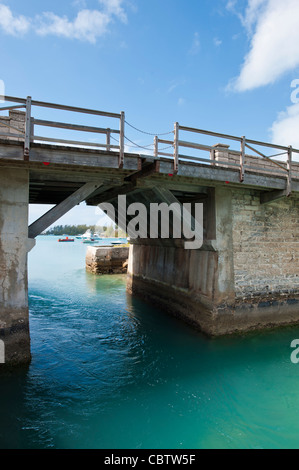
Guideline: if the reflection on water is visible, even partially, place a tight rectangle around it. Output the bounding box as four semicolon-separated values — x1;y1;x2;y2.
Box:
0;236;299;449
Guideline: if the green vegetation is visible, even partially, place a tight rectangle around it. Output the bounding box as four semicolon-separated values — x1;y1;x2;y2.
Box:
44;224;127;238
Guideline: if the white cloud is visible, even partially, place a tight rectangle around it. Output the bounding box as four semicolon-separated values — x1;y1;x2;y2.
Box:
213;37;222;47
36;9;111;43
178;97;185;106
98;0;127;23
0;4;30;35
229;0;299;91
189;32;200;55
0;0;127;43
270;103;299;159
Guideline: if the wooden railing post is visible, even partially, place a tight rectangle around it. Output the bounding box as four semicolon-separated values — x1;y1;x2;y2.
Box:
287;145;292;196
210;148;215;166
174;122;179;174
240;136;245;182
154;136;158;158
106;128;111;152
119;111;125;168
24;96;32;161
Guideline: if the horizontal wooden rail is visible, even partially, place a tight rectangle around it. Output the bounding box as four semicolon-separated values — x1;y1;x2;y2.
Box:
33;118;120;135
0;131;24;139
179;125;242;142
33;135;119;150
157;138;173;146
0;104;26;112
1;95;120;119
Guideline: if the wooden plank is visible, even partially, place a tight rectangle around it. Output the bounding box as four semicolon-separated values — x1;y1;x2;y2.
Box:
179;140;211;151
246;138;290;152
0;104;26;112
179;125;241;142
1;95;121;119
0;131;24;139
119;111;125;168
174;122;179;174
24;96;32;161
154;136;158;158
0;95;27;104
158;151;173;158
33;118;119;135
287;146;292;196
106;129;111;152
157;138;173;145
31;99;121;119
245;142;287;171
124;161;160;183
87;183;136;206
28;181;103;238
240;136;245;182
33;135;119;149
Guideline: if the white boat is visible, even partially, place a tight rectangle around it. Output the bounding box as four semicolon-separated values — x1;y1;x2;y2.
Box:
81;229;95;243
93;232;102;240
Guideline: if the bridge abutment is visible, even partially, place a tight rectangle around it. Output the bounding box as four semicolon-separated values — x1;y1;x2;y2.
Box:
0;167;34;365
127;187;299;336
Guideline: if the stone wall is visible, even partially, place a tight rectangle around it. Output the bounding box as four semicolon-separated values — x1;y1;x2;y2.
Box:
0;110;25;142
127;186;299;336
86;246;129;274
231;188;299;301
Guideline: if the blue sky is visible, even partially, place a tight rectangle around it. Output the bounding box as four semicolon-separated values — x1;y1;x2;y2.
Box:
1;0;299;227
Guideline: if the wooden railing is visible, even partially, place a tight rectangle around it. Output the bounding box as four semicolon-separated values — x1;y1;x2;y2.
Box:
0;95;125;167
0;95;298;194
154;123;298;195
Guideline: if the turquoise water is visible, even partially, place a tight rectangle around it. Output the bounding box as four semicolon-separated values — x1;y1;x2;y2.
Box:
0;235;299;449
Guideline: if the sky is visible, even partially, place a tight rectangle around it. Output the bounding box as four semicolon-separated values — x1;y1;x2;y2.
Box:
1;0;299;227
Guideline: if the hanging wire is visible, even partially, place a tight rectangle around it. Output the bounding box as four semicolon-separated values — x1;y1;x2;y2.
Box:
111;133;173;152
125;120;173;136
124;135;154;150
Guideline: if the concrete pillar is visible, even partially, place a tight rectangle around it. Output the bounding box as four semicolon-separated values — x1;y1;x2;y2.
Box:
212;186;235;304
0;168;34;365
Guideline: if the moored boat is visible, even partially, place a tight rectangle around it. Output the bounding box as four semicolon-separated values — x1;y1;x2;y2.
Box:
58;236;74;242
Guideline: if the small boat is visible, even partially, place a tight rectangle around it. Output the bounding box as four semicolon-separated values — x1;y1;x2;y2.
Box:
58;236;74;242
93;232;102;240
81;229;100;244
82;238;95;244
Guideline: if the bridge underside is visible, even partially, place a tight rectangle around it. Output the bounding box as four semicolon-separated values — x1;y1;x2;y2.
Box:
0;139;299;364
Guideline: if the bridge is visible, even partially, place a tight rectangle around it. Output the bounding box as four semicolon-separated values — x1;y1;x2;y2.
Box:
0;95;298;365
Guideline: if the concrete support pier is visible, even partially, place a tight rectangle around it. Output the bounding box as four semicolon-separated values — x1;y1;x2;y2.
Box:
127;187;299;336
0;168;34;365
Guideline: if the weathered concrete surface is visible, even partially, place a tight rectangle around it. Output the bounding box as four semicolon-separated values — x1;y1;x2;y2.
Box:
86;245;129;274
127;187;299;336
0;167;33;364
